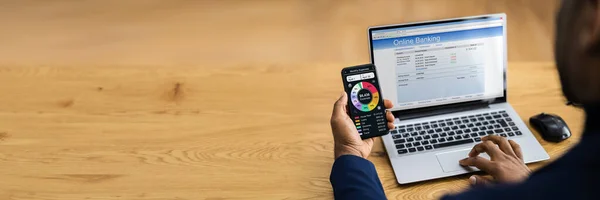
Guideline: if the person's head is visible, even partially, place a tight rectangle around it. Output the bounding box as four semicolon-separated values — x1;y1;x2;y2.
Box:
556;0;600;105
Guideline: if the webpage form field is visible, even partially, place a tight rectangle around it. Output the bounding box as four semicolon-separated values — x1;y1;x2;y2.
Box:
372;20;505;111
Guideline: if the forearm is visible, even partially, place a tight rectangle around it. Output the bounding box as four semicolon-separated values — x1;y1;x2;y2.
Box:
330;155;386;200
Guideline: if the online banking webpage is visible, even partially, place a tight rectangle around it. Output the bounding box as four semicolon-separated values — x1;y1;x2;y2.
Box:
371;17;505;111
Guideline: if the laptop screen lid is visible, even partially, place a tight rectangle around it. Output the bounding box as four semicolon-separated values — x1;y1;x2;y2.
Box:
368;14;508;113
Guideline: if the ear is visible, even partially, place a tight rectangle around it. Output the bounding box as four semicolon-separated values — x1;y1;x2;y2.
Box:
586;0;600;54
579;0;600;105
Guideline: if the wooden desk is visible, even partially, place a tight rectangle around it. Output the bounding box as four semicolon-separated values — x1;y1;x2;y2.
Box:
0;0;573;199
0;62;584;199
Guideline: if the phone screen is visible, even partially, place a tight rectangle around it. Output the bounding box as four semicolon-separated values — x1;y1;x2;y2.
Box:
342;64;389;139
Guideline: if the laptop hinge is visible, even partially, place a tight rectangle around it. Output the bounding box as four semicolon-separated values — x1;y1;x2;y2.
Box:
396;102;489;121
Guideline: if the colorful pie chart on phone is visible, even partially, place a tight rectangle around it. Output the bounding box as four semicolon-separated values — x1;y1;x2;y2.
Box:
350;81;380;112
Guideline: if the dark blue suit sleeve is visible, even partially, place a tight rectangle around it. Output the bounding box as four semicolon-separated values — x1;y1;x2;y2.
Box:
330;155;386;200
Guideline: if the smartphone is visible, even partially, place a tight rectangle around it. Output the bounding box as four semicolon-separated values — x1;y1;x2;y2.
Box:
341;64;389;139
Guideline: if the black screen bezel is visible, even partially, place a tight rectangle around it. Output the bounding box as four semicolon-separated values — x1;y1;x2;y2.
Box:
341;64;389;139
367;15;507;117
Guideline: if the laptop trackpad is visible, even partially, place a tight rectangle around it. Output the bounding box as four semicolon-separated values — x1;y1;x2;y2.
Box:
436;149;490;172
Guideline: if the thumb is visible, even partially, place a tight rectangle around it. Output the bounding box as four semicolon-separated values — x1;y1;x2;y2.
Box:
469;175;493;186
333;92;348;116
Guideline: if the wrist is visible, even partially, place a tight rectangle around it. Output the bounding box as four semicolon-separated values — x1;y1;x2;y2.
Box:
334;144;365;159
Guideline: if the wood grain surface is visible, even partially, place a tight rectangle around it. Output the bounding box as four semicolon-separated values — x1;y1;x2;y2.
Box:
0;62;584;199
0;1;578;200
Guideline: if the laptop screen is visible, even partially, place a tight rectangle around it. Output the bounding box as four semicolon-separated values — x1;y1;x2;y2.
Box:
369;15;506;111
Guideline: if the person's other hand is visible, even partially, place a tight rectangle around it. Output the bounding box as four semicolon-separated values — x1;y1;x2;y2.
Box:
330;93;395;159
459;135;530;185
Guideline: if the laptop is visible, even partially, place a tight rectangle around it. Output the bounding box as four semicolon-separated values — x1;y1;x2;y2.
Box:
367;13;549;184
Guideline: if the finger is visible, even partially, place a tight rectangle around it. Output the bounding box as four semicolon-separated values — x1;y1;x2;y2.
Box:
468;140;503;159
386;111;395;130
469;175;493;186
333;93;348;117
459;156;496;173
482;135;516;157
508;140;524;161
384;99;393;109
386;110;395;123
388;122;395;130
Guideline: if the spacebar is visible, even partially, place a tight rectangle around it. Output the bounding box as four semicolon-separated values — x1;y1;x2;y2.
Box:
433;139;474;149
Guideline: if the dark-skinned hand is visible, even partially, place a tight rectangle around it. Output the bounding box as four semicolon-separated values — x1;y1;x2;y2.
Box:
330;93;395;159
459;135;530;185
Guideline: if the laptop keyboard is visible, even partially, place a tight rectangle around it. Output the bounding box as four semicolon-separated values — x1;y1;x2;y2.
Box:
391;110;523;155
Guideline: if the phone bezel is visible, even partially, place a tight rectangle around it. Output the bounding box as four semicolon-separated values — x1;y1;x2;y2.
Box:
341;64;390;139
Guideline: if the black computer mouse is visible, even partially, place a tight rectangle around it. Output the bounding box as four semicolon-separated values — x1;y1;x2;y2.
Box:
529;113;571;142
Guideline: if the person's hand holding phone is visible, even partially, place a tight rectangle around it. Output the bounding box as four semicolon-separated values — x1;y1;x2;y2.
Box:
330;93;395;159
